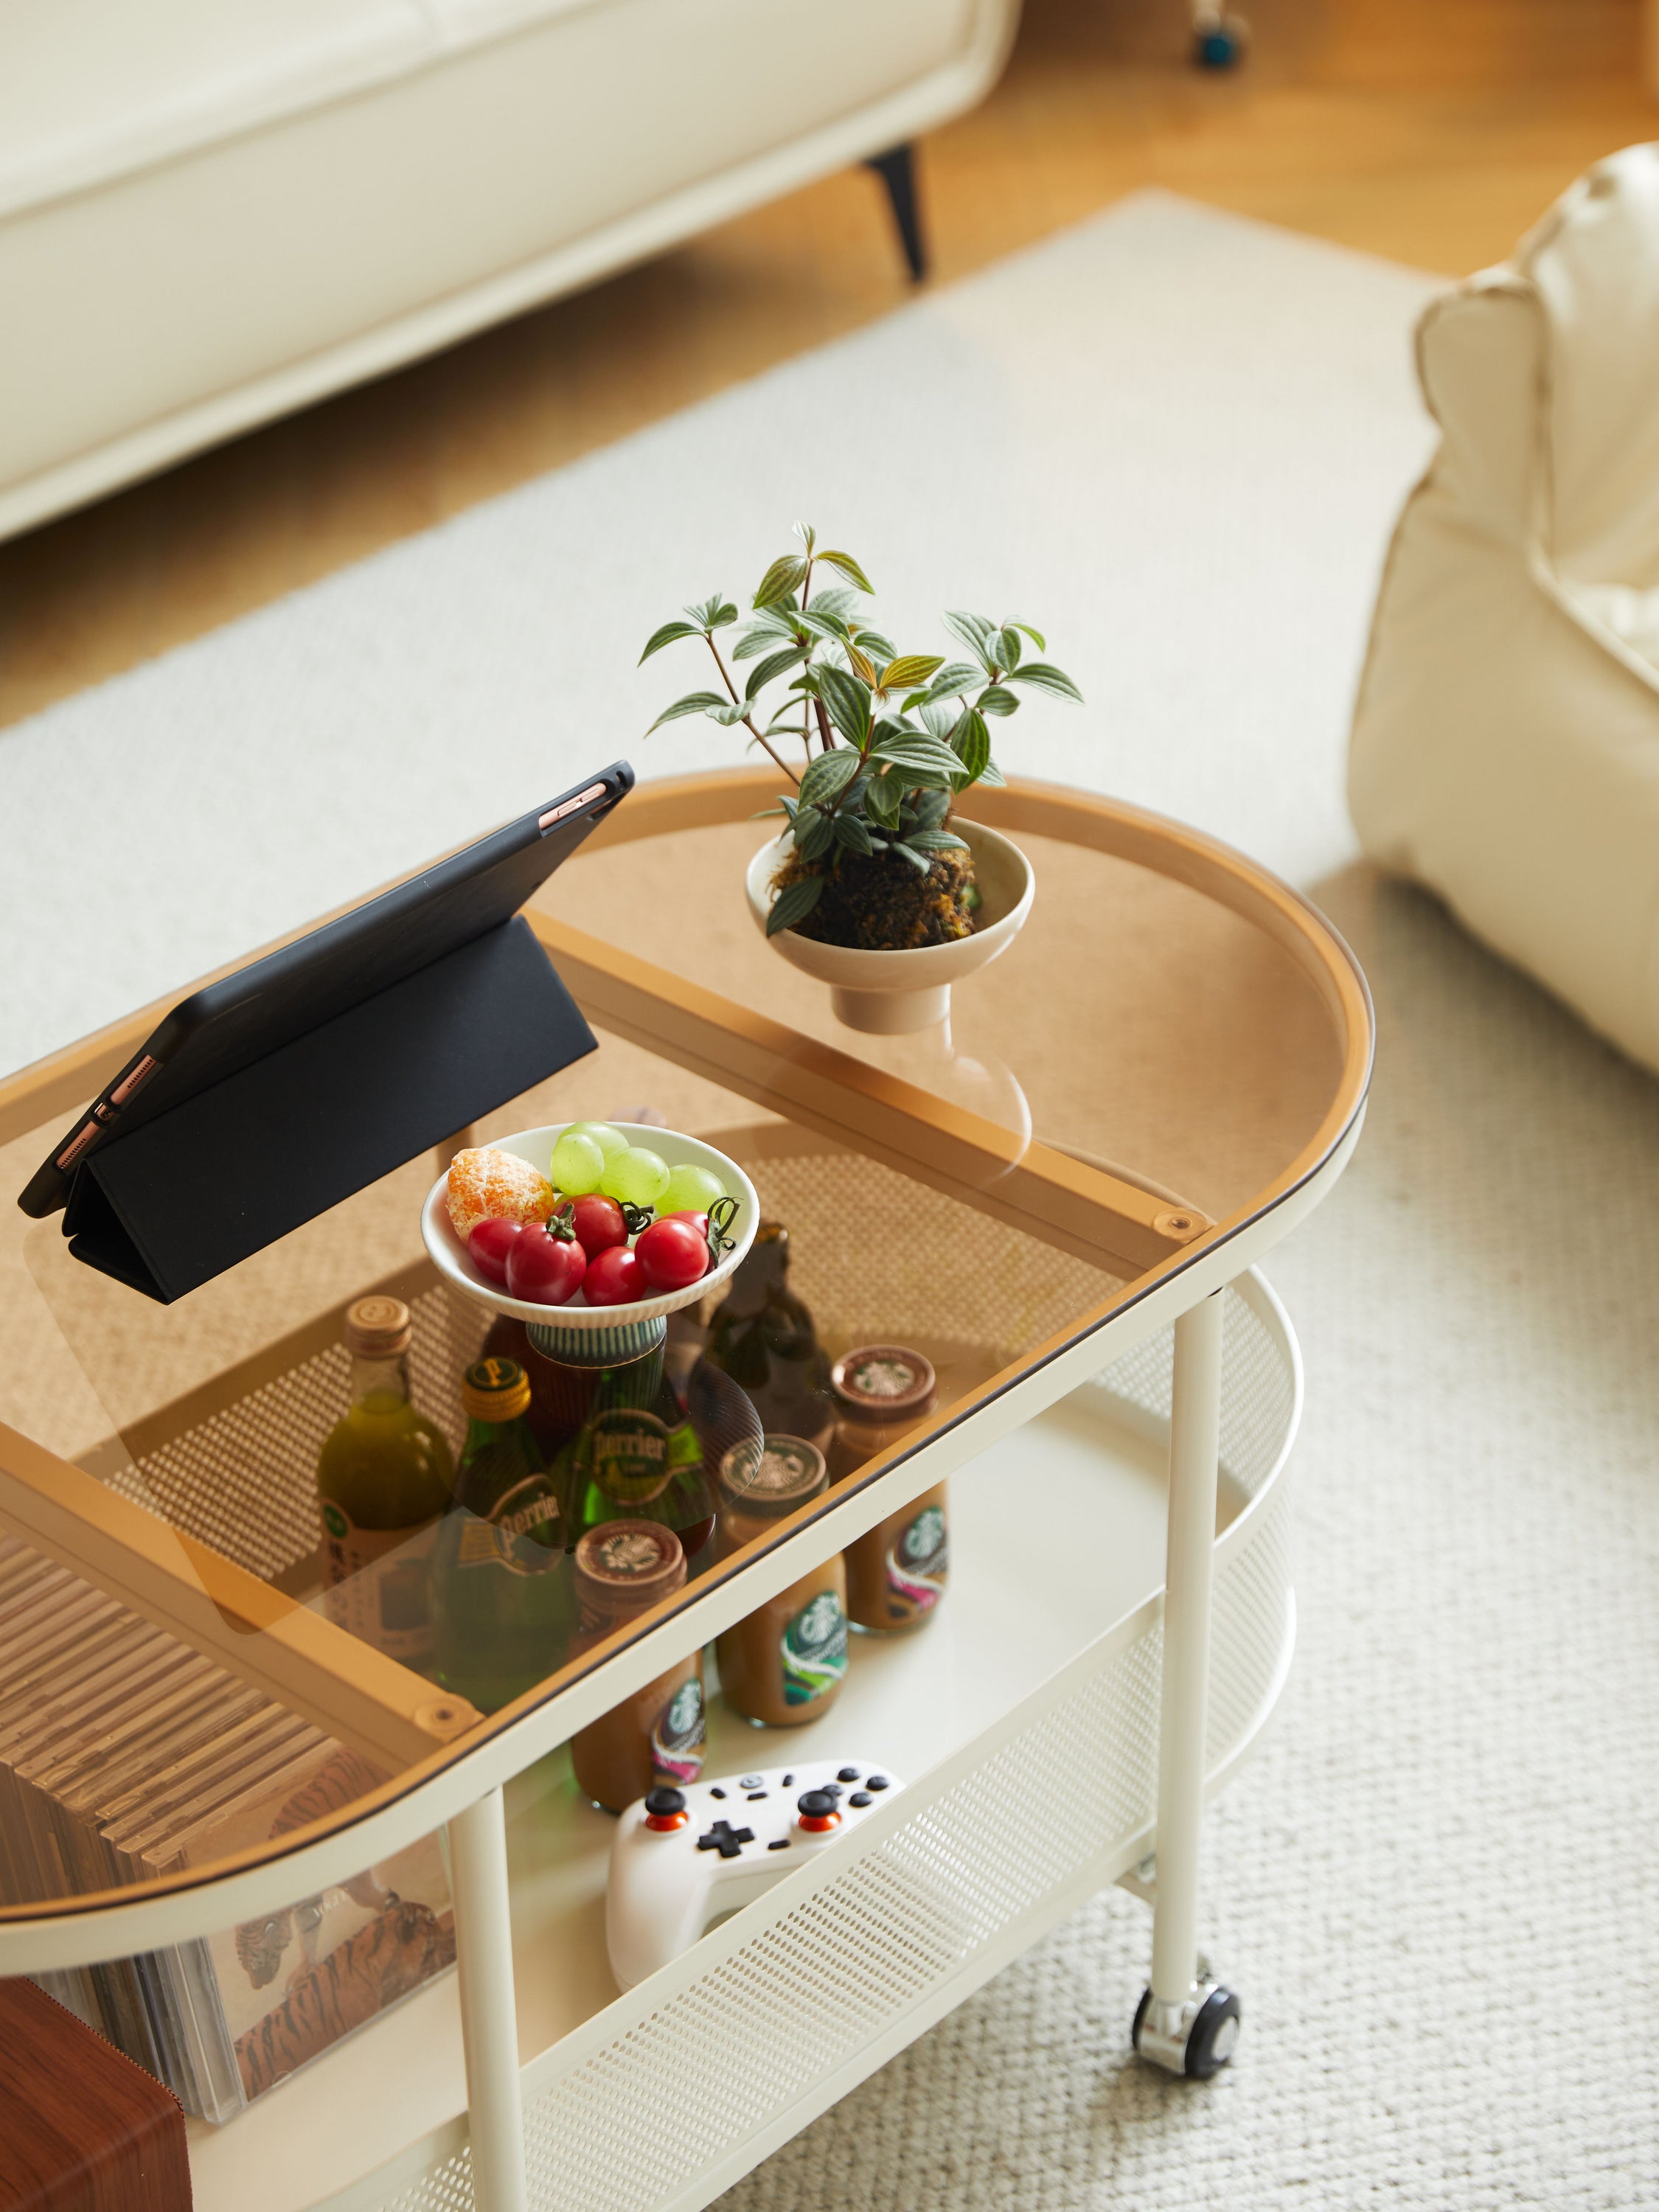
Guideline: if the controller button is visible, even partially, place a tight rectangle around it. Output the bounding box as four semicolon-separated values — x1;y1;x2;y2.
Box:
837;1767;860;1782
740;1775;764;1789
768;1838;790;1851
644;1786;689;1832
849;1791;872;1806
782;1774;795;1787
866;1775;891;1790
695;1820;756;1859
796;1790;841;1834
710;1787;726;1800
746;1791;768;1801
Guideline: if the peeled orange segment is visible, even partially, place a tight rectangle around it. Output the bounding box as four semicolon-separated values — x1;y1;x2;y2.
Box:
445;1147;556;1240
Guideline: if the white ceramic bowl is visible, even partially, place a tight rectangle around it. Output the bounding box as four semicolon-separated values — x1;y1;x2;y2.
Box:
745;818;1035;1034
421;1122;758;1329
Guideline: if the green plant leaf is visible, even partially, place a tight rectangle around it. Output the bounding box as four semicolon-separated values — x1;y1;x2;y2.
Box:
978;684;1020;717
710;600;738;628
639;619;701;663
834;813;875;855
846;644;880;688
745;644;810;698
1007;661;1083;701
911;661;981;707
978;754;1006;787
1011;621;1047;653
796;807;835;860
942;611;998;671
889;841;933;874
906;828;968;853
793;520;816;552
808;586;860;618
917;700;956;740
869;732;963;779
797;607;852;644
818;664;873;745
646;689;728;732
865;770;902;829
712;700;752;725
754;556;808;610
911;787;950;831
732;607;801;657
799;748;860;810
953;708;991;783
879;653;945;692
993;626;1022;671
767;874;824;936
853;628;897;665
818;549;874;593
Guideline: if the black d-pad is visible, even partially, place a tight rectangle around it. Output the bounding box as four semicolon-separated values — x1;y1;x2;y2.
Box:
696;1820;755;1859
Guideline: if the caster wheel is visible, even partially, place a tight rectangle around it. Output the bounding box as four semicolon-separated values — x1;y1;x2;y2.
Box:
1184;1985;1242;2078
1132;1983;1242;2078
1192;15;1247;68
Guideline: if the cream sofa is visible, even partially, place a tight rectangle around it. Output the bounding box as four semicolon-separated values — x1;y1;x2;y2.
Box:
0;0;1018;541
1350;143;1659;1077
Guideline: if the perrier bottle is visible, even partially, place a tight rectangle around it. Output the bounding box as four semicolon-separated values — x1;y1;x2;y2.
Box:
430;1357;575;1714
526;1316;760;1568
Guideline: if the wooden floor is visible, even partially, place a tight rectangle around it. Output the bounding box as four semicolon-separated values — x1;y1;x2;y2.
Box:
0;0;1651;733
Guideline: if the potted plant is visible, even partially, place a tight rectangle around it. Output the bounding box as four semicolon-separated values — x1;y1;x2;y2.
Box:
641;524;1082;1032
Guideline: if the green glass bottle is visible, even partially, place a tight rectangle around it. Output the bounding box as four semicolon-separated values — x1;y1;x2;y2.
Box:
431;1358;576;1714
703;1223;835;1453
526;1318;759;1567
317;1296;453;1665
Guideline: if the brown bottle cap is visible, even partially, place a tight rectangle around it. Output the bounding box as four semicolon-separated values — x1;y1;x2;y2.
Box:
461;1357;532;1423
830;1346;936;1422
344;1295;412;1359
718;1435;827;1514
574;1520;686;1625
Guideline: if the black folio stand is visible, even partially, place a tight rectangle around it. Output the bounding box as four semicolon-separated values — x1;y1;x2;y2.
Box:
62;917;595;1304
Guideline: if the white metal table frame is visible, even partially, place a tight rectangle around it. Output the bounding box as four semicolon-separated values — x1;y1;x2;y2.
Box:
0;771;1370;2210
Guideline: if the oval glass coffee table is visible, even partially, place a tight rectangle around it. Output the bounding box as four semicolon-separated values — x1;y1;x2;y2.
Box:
0;768;1369;2212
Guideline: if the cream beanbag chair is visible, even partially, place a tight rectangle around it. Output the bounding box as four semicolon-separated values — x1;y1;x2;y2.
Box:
1349;142;1659;1074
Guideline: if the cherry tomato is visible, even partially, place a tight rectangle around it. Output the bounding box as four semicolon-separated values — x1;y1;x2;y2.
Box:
567;1193;628;1257
582;1245;649;1307
469;1218;524;1287
506;1222;586;1306
635;1215;710;1291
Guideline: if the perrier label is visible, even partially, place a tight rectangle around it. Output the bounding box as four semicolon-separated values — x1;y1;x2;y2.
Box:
561;1402;712;1554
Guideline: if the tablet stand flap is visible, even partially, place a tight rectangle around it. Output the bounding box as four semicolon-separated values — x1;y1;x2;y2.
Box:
63;917;595;1304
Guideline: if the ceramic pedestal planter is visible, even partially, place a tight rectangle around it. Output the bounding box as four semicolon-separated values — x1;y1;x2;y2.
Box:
745;819;1035;1034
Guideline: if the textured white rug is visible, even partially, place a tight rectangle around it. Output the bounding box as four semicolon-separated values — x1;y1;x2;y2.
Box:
8;194;1659;2208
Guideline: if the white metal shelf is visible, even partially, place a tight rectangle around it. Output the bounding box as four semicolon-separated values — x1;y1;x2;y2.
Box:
186;1273;1298;2212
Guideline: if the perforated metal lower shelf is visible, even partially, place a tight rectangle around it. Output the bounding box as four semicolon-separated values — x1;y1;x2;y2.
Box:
267;1271;1298;2212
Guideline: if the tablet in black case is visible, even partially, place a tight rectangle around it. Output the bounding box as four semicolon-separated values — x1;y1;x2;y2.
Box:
29;766;632;1303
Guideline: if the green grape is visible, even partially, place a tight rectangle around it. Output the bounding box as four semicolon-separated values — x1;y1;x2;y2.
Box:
660;1162;725;1217
551;1130;606;1195
601;1146;669;1208
564;1119;627;1161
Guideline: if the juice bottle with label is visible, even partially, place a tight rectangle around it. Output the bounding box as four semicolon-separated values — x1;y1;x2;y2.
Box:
829;1345;947;1635
527;1316;759;1568
316;1296;454;1664
714;1436;847;1728
703;1223;835;1454
430;1358;576;1714
568;1521;703;1812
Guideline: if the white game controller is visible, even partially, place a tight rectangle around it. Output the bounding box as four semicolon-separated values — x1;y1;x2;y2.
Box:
605;1758;905;1990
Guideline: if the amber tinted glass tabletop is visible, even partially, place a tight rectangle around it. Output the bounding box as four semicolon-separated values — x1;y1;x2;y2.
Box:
0;770;1368;1928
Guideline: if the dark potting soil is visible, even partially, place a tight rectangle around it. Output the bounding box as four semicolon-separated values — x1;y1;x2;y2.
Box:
776;847;977;950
